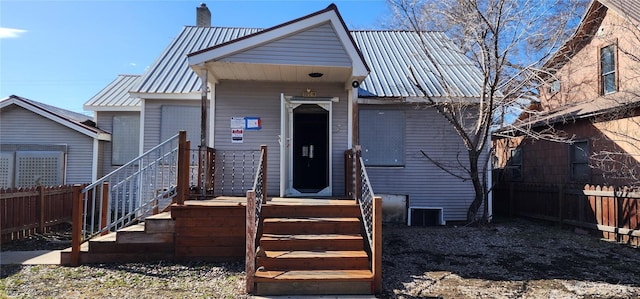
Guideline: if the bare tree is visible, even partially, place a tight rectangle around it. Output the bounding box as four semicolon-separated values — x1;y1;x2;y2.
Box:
388;0;587;223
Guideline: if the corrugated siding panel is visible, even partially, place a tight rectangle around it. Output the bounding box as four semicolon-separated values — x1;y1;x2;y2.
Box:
143;100;201;151
133;27;262;94
362;104;488;221
0;105;93;185
215;80;348;196
223;23;351;67
351;31;483;98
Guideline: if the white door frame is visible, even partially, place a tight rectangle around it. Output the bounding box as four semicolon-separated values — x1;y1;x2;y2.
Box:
280;94;336;197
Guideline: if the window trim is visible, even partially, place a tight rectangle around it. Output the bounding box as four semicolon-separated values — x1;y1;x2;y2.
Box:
506;147;523;181
599;44;618;95
569;140;590;182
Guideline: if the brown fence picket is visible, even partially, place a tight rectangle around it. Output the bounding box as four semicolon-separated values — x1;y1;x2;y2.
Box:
1;185;79;242
494;182;640;246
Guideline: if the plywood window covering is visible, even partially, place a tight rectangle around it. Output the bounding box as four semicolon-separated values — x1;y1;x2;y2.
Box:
15;151;64;187
570;140;590;181
359;109;405;166
600;44;617;95
160;106;200;150
112;115;141;165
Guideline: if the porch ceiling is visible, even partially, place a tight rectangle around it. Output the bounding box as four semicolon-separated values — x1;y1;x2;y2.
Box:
205;61;353;83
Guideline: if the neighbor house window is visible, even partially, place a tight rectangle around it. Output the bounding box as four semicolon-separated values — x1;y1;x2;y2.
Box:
359;109;405;166
570;140;590;181
507;148;522;181
549;80;561;94
112;115;140;165
600;45;617;95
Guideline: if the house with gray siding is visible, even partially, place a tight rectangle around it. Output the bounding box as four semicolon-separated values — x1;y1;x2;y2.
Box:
85;3;489;224
0;95;111;188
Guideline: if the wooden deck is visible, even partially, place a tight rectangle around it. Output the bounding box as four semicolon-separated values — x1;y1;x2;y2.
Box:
184;196;358;206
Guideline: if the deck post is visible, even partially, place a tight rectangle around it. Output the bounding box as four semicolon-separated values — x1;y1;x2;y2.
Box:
260;145;267;204
246;190;257;294
37;185;45;233
70;184;83;267
176;131;187;205
100;182;109;236
373;196;383;293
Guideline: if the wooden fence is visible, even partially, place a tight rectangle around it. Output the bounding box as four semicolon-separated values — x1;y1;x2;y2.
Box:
1;185;78;242
493;183;640;246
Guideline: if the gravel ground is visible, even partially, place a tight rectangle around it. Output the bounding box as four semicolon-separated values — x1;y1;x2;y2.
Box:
1;218;639;298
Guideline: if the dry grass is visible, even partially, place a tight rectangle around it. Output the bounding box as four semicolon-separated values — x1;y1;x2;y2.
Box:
2;218;639;298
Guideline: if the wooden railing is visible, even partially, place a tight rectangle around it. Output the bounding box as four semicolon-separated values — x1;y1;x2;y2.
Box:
494;182;640;246
70;131;190;266
345;146;382;293
246;145;267;294
1;185;80;242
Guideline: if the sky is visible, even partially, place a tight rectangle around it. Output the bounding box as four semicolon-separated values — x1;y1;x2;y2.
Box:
0;0;391;116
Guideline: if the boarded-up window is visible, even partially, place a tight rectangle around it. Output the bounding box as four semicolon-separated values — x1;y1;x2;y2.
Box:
15;151;64;187
359;109;405;166
160;106;200;149
112;115;140;165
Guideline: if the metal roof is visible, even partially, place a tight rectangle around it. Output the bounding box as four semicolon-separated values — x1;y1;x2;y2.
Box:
351;30;482;98
99;26;482;104
132;27;261;95
84;74;141;111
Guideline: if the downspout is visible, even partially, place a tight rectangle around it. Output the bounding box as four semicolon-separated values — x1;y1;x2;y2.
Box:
199;68;209;197
200;69;208;148
92;139;99;182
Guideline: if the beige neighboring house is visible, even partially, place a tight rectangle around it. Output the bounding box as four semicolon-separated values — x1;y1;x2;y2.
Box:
495;0;640;187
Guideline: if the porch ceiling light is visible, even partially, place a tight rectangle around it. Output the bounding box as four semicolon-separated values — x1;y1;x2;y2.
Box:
308;72;324;78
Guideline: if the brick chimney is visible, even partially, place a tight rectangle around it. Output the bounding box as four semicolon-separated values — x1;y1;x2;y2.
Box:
196;3;211;27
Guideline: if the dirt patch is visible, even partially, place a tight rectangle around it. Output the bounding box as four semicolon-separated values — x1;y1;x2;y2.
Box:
381;218;640;298
1;218;639;298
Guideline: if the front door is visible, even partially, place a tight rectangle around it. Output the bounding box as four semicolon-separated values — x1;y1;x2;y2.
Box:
293;104;329;193
280;95;333;197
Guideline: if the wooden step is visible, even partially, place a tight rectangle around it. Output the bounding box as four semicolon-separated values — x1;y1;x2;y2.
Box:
256;250;369;271
260;233;364;251
88;232;174;254
116;223;174;244
262;217;362;235
144;212;175;233
254;270;374;295
262;203;361;218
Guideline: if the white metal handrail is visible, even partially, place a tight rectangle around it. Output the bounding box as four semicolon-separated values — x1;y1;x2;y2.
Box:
80;133;181;240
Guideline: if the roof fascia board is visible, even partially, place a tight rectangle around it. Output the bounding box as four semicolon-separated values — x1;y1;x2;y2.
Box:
1;98;108;140
187;7;368;78
83;105;142;112
129;92;201;100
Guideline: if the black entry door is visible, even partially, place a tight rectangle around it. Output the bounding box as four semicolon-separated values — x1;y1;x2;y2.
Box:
292;104;329;193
